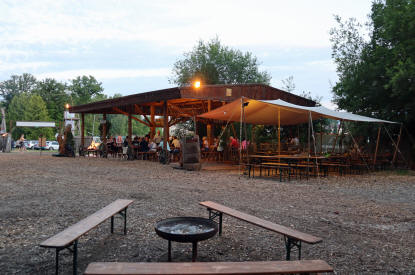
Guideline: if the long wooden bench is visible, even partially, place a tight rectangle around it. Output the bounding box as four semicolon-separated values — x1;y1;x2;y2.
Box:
84;260;334;275
40;199;134;275
200;201;322;260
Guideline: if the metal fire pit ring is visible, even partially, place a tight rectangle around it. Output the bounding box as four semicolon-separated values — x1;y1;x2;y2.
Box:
155;217;218;262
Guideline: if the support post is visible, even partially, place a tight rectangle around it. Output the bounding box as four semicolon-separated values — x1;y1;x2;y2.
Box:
103;114;107;154
150;105;155;139
278;107;281;155
392;124;403;166
163;101;169;150
331;120;342;154
207;100;213;146
81;113;85;149
373;125;381;167
128;113;132;140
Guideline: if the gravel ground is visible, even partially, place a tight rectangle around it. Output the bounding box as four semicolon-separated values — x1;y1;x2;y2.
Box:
0;152;414;274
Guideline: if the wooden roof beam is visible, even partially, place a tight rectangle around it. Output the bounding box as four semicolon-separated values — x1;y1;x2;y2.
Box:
113;107;151;127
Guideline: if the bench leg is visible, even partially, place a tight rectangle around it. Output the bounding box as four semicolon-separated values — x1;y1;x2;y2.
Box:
73;240;78;275
111;216;114;233
284;237;302;260
208;209;223;236
123;208;127;235
55;248;60;275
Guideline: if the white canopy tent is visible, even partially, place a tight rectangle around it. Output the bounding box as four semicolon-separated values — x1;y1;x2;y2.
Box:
198;97;396;125
198;97;402;169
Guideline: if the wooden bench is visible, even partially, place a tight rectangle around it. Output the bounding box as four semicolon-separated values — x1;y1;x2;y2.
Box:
84;260;334;275
40;199;134;275
200;201;322;261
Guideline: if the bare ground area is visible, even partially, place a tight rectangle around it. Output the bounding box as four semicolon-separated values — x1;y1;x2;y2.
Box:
0;152;414;274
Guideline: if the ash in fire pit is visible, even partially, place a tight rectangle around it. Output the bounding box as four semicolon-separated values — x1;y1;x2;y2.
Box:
158;223;215;235
155;217;218;262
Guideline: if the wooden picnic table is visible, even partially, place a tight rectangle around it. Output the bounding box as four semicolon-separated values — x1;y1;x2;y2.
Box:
250;154;326;162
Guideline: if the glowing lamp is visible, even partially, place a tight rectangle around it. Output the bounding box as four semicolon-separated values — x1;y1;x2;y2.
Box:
193;81;201;89
65;103;70;109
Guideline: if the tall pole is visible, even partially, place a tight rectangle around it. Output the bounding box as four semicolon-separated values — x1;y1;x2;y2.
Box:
239;97;243;166
373;125;381;167
103;114;107;154
128;113;132;139
392;123;403;165
332;120;343;154
163;100;169;150
150;105;155;139
278;107;281;155
81;113;85;149
207;100;213;146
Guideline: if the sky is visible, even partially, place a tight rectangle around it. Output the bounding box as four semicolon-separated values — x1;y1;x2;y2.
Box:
0;0;372;109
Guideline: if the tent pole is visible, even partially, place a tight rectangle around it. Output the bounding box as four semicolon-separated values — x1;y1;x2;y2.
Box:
308;112;311;157
373;125;381;168
392;123;403;166
320;122;323;154
243;103;249;166
239;97;243;177
278;107;281;155
332;120;343;154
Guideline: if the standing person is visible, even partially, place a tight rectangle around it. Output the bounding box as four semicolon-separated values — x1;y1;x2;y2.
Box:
19;134;26;152
154;130;161;145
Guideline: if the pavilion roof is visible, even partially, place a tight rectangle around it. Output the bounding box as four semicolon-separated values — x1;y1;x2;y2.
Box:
69;84;315;117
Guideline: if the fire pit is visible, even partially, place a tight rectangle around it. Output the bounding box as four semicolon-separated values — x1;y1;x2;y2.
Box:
155;217;218;262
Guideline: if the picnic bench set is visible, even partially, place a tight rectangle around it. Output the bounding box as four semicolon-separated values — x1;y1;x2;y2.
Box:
40;200;333;275
245;153;391;182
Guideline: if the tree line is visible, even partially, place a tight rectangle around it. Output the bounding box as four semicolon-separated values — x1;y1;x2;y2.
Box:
0;74;148;140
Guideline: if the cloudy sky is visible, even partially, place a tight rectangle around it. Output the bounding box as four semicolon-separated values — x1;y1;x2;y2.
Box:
0;0;372;108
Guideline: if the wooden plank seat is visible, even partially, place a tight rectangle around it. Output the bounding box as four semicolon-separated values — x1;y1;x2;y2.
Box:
85;260;334;275
40;199;134;275
319;162;350;176
259;162;294;182
199;201;322;260
246;163;293;182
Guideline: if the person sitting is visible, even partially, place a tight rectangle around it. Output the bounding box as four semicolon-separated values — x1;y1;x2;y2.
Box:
171;136;181;161
159;139;170;151
131;136;140;158
148;139;157;152
202;136;209;152
154;130;161;145
230;136;239;149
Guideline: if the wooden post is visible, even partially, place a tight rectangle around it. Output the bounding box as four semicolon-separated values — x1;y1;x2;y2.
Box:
207;100;212;146
392;123;403;165
81;113;85;149
150;105;155;139
373;125;381;166
278;107;281;155
128;113;132;141
320;122;323;154
331;120;343;154
103;114;107;151
163;100;169;150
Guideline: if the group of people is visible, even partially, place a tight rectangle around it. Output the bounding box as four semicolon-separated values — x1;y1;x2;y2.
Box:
105;130;181;161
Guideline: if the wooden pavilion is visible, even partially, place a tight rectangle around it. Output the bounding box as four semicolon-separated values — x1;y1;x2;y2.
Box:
69;84;315;150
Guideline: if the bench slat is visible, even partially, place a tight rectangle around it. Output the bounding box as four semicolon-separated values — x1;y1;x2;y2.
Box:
85;260;333;275
40;199;133;248
200;201;321;244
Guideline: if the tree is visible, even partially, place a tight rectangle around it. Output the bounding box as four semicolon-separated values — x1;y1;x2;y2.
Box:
69;75;104;105
330;0;415;129
170;37;271;86
33;78;69;122
8;93;54;140
0;73;37;110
